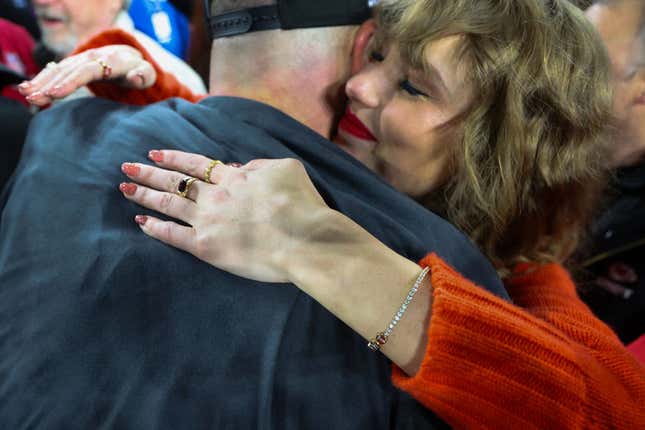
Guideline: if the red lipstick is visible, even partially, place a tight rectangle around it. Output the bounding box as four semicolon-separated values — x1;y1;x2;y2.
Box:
339;108;377;141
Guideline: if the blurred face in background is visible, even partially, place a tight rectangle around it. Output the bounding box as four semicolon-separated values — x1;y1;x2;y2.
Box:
587;0;645;167
32;0;123;57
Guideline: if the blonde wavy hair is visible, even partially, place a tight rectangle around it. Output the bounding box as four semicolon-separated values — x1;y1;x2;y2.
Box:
375;0;613;275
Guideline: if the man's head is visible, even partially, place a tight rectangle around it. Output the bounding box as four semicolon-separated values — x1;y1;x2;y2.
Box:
33;0;129;57
586;0;645;167
205;0;372;138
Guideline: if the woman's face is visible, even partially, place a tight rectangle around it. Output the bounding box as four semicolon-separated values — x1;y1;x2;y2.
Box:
340;35;474;198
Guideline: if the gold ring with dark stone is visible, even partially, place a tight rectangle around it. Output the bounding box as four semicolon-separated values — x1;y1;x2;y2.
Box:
177;177;198;198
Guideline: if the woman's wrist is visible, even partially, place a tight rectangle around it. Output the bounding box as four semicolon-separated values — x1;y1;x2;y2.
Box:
284;208;401;291
284;209;433;374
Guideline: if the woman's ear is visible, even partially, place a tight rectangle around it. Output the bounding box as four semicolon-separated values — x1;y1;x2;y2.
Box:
351;19;377;75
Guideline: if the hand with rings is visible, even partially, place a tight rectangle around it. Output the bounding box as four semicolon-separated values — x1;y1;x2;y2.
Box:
18;45;156;107
119;150;331;283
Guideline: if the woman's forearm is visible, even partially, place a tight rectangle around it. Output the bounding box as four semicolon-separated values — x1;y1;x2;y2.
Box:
285;209;432;375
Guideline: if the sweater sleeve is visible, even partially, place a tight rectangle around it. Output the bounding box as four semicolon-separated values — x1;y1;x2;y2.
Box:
70;29;204;105
392;253;645;430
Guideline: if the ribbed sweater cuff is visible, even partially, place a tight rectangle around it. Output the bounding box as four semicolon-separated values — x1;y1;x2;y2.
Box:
391;254;588;429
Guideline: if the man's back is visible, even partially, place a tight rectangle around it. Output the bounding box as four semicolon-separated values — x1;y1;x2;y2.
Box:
0;97;506;429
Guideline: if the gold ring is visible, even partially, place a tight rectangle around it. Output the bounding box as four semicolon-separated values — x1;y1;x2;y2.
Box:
176;177;198;198
203;159;224;184
95;59;112;80
46;61;58;69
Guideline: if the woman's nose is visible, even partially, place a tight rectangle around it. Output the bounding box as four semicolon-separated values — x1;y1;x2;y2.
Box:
345;68;388;109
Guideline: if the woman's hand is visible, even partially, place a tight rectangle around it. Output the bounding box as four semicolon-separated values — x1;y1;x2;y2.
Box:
18;45;156;106
119;150;332;283
120;150;432;374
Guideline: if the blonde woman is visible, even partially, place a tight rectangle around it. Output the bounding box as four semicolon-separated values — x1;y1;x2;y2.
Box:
21;0;645;428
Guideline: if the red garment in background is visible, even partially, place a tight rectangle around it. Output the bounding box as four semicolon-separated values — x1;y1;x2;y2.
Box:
629;334;645;364
0;18;39;105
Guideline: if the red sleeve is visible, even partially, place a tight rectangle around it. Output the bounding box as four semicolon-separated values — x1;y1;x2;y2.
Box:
0;18;39;77
0;18;40;104
71;29;204;105
629;335;645;364
392;253;645;430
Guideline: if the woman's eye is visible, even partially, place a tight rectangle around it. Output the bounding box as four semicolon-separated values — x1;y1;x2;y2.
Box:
399;79;429;98
369;51;385;62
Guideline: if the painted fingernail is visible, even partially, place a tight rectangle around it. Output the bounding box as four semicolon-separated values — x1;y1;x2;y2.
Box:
135;215;148;226
121;163;141;177
119;182;137;196
228;162;243;168
136;72;145;87
26;91;42;100
18;81;31;90
148;150;164;163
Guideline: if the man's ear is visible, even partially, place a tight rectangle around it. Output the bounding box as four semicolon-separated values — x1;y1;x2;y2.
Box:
351;19;377;75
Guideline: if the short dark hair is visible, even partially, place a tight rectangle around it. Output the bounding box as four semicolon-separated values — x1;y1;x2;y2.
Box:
208;0;276;15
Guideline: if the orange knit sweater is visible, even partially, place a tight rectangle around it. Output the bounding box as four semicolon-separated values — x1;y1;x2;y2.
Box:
74;29;645;430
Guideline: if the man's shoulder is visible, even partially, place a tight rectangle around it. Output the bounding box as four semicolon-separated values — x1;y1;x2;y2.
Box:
33;96;195;128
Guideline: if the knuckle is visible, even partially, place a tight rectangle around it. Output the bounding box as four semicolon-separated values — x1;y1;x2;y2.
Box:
243;159;266;170
161;222;174;242
228;170;247;183
138;186;150;202
159;193;175;210
104;51;118;65
194;232;210;256
85;49;100;61
80;62;99;78
135;166;152;183
187;158;201;174
211;188;230;203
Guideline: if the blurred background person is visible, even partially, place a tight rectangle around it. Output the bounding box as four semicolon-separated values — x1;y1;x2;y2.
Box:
581;0;645;356
32;0;204;92
0;0;40;38
0;17;37;190
0;16;39;104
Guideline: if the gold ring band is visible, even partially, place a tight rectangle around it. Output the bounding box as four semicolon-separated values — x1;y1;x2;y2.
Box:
95;59;112;80
177;177;198;198
204;159;224;184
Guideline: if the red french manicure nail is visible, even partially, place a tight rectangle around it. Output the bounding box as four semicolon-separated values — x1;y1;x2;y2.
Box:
18;81;31;90
121;163;141;176
135;215;148;226
148;150;164;163
119;183;137;196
